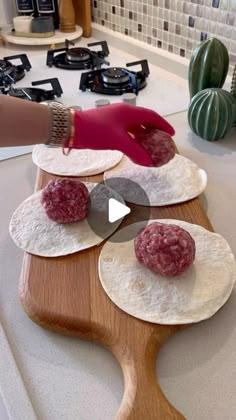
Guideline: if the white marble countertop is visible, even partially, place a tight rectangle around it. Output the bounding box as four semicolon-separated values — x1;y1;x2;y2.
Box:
0;112;235;420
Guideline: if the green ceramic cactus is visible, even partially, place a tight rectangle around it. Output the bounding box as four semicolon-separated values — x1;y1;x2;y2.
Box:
188;38;229;99
231;65;236;99
231;65;236;127
188;88;236;141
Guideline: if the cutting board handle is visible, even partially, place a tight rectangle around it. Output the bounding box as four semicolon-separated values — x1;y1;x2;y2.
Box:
111;328;185;419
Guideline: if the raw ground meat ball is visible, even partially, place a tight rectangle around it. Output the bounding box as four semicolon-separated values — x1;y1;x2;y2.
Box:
134;127;175;167
41;179;89;223
134;222;196;276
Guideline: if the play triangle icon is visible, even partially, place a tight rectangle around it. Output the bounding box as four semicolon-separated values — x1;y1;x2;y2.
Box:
108;198;131;223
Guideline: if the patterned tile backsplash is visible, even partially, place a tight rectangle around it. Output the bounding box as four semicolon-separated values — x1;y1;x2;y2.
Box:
92;0;236;73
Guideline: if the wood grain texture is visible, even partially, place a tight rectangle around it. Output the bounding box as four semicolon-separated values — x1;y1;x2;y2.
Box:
59;0;76;33
73;0;91;37
19;167;213;419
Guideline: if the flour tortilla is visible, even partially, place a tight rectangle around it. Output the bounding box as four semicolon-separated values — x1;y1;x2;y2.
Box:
9;182;124;257
104;155;207;206
99;219;236;325
32;145;123;176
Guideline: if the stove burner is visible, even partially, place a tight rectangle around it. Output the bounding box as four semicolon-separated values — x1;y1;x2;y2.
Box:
66;48;91;63
79;60;150;95
47;39;110;70
101;68;130;85
5;78;63;102
0;54;31;90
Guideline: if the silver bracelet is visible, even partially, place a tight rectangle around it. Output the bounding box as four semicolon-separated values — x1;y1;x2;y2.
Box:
41;101;70;147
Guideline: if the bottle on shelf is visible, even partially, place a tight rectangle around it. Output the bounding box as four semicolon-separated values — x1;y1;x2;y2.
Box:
35;0;60;30
15;0;37;16
59;0;76;33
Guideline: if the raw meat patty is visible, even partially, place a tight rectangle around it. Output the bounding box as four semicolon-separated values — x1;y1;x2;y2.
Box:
134;222;196;276
41;179;89;223
134;127;175;167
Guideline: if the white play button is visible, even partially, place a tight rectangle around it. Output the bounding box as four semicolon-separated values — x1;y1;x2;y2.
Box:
108;198;131;223
87;178;150;242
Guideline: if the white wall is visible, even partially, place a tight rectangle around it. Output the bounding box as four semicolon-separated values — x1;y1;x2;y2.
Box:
0;0;16;26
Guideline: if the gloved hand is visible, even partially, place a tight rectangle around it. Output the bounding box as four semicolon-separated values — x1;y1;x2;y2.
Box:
67;103;175;167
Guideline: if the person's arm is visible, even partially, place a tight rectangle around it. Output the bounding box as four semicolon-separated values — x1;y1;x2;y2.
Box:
0;95;175;167
0;95;53;146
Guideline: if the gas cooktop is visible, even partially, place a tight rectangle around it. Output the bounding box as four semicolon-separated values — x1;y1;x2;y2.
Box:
0;54;31;90
2;78;63;103
47;39;110;70
0;42;150;101
79;60;150;95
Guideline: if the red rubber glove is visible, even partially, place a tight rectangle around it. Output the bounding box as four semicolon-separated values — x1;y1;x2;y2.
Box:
68;103;175;167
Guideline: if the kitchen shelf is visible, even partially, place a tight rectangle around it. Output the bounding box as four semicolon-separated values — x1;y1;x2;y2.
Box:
1;25;82;46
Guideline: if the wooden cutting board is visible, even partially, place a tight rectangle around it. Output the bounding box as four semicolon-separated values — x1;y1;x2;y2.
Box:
19;166;213;419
